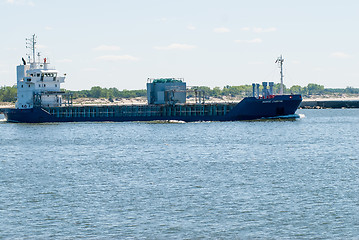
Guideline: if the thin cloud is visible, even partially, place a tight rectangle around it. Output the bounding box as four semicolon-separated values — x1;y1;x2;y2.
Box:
57;59;73;63
187;24;196;30
235;38;263;44
5;47;17;51
6;0;34;6
37;44;48;49
253;27;277;33
241;27;277;33
82;68;99;72
154;43;196;50
156;17;168;22
248;61;264;65
96;55;139;61
45;26;53;31
213;27;230;33
93;45;121;51
331;52;350;59
0;63;8;73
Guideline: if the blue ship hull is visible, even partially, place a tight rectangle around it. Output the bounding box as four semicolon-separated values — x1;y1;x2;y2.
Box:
4;95;302;123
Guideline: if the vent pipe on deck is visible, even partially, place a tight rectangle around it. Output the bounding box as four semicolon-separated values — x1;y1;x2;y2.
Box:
262;82;268;98
269;82;274;95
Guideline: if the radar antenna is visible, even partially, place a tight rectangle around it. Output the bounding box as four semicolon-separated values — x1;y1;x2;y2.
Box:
37;52;41;63
275;55;284;95
26;34;37;63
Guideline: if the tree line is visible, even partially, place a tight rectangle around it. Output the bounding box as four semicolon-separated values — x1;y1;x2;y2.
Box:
0;86;17;102
70;87;146;101
1;84;359;102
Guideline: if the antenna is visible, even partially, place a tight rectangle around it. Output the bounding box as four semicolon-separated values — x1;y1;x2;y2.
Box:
37;52;41;63
275;55;284;95
26;34;37;63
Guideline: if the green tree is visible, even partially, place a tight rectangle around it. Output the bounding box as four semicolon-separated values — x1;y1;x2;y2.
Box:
212;87;221;97
289;85;302;94
89;86;102;98
0;86;17;102
307;83;324;95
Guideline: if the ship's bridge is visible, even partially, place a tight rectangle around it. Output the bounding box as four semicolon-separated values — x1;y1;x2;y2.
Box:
15;34;71;109
24;69;65;84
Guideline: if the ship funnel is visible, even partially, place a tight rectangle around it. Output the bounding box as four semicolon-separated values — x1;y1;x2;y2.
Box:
252;83;261;98
262;82;268;98
269;82;274;95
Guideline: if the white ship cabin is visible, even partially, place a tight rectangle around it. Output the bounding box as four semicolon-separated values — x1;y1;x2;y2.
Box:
16;58;66;109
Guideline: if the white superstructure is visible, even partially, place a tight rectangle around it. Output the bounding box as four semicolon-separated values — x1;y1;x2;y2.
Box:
16;34;66;109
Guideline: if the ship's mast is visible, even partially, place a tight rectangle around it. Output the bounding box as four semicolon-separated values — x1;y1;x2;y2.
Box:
26;34;37;63
275;55;284;95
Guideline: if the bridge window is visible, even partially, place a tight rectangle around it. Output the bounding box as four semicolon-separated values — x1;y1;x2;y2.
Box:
55;84;57;87
37;73;40;77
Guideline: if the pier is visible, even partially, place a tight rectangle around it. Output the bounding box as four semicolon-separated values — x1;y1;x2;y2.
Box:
0;107;9;114
300;100;359;109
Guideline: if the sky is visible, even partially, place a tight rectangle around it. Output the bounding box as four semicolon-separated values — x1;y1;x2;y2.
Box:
0;0;358;90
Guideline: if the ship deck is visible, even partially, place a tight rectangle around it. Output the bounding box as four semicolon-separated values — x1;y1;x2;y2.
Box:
43;103;238;119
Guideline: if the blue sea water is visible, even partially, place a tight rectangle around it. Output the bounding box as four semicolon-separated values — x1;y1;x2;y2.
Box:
0;109;358;239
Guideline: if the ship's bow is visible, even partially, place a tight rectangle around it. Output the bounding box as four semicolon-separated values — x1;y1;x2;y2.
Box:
227;94;302;120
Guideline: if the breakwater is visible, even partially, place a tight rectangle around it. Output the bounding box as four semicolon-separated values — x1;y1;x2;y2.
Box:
300;100;359;109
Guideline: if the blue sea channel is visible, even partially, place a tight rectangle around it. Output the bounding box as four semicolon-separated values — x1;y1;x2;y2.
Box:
0;109;359;239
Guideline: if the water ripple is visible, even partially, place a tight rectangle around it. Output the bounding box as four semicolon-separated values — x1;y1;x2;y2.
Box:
0;109;359;238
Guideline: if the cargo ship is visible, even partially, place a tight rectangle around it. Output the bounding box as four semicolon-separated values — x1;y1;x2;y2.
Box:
3;35;302;123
